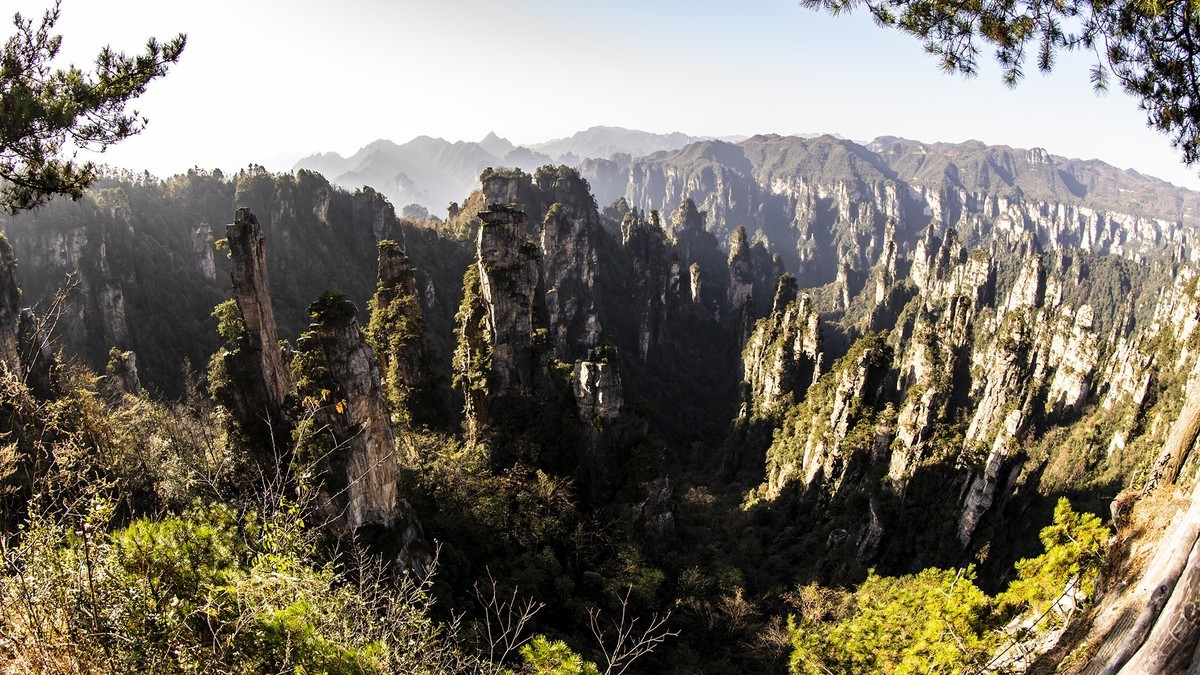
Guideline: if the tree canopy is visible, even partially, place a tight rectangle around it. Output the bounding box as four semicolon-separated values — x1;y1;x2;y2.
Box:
0;1;184;214
802;0;1200;167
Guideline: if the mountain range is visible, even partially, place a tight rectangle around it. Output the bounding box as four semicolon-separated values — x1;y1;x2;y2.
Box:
295;127;1198;245
292;126;746;212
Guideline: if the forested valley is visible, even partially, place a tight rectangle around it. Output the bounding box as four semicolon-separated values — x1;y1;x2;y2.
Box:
5;134;1200;673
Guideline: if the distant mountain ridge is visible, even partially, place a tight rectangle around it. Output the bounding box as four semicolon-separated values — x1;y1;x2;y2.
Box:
293;126;740;213
294;128;1200;235
576;133;1200;286
293;126;709;212
528;126;710;162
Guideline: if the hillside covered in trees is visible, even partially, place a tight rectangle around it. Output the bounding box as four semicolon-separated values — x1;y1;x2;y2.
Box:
4;136;1200;672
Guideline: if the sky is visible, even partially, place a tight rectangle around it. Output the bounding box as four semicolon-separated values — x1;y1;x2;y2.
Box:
20;0;1200;190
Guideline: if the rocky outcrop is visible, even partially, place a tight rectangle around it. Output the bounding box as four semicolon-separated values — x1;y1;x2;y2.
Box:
622;209;673;360
764;333;892;498
631;477;675;541
18;308;55;398
454;265;491;442
887;232;993;488
105;349;142;398
535;168;604;360
740;281;822;420
0;235;56;396
294;293;404;533
193;225;217;281
218;208;294;446
598;135;1200;299
367;240;429;427
727;225;785;328
573;349;623;425
727;227;756;312
477;204;546;394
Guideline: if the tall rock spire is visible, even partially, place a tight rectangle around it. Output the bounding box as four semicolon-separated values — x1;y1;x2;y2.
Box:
477;204;546;394
294;292;405;533
217;208;294;451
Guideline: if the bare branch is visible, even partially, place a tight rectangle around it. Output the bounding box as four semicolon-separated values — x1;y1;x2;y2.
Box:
588;586;679;675
472;569;544;670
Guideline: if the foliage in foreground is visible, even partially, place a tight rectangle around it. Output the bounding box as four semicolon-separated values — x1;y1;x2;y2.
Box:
788;497;1111;674
0;497;477;674
789;567;996;674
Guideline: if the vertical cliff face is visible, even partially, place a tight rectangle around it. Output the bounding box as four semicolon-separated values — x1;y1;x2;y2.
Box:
573;354;623;424
764;333;894;499
453;265;492;442
294;293;404;533
13;219;130;367
17;308;55;398
218;208;294;448
614;140;768;264
482;169;543;223
728;227;755;313
193;225;217;281
87;241;130;352
749;204;1184;581
740;279;822;421
606;136;1200;325
104;349;142;398
477;205;547;394
535;168;605;360
668;199;730;313
0;234;21;373
0;235;56;397
726;225;784;326
622;209;674;360
367;240;431;427
213;214;424;544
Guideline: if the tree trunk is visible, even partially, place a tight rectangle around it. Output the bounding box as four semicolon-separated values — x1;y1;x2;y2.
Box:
1153;367;1200;487
1118;527;1200;672
1102;473;1200;673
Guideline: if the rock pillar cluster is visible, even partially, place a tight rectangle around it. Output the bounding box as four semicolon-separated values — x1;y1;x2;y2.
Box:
477;204;546;394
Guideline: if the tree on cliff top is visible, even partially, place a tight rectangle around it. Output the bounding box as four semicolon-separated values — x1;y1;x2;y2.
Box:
0;1;184;214
802;0;1200;168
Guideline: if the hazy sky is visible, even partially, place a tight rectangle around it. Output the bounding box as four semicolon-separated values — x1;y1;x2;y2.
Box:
23;0;1200;189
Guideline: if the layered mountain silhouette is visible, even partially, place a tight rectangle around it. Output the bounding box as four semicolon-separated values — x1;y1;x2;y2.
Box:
297;128;1197;237
293;126;729;212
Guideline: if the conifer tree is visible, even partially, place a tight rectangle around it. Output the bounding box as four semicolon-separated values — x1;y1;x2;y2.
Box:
0;1;185;213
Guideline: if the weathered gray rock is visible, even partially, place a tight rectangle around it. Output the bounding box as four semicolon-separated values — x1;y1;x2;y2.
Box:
573;356;623;424
106;349;142;397
18;308;55;398
740;287;822;419
727;226;755;311
370;240;427;418
631;476;675;541
226;208;293;422
296;294;402;533
193;225;217;282
622;209;671;360
537;169;604;360
765;335;890;498
477;204;545;394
